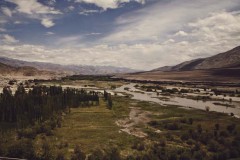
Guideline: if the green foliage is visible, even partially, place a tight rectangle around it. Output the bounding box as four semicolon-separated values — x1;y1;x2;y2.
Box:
0;85;99;127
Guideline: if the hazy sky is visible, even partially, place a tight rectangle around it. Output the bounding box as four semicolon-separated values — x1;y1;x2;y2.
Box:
0;0;240;70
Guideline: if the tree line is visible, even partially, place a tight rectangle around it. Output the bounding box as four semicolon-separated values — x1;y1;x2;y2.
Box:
0;85;99;127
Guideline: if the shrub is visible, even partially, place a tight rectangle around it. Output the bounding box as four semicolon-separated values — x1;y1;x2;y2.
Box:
71;145;86;160
164;122;181;130
105;147;121;160
88;149;104;160
197;124;202;134
207;140;220;152
219;131;228;137
41;140;54;160
188;118;193;125
179;152;191;160
181;133;190;141
215;123;220;130
226;124;236;133
17;128;37;139
132;141;145;151
193;150;205;160
7;139;35;159
56;151;66;160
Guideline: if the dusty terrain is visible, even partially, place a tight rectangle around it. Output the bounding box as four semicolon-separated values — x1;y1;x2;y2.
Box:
116;107;151;138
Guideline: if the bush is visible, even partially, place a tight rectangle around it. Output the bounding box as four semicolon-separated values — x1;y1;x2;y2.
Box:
181;133;190;141
180;89;189;93
41;140;54;160
164;122;181;130
88;149;104;160
132;141;145;151
188;118;193;125
215;124;220;130
197;124;202;134
105;147;121;160
226;124;236;133
219;131;228;137
7;139;36;159
56;151;66;160
71;145;86;160
179;151;191;160
193;150;205;160
17;128;37;139
207;140;220;152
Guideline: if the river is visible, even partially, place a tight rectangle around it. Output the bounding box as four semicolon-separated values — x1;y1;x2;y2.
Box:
115;83;240;118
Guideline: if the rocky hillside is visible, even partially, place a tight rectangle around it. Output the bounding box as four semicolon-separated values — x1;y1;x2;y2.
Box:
153;46;240;71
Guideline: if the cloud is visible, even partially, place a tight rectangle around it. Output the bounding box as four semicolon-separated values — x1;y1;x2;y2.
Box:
79;9;102;15
174;31;188;36
1;34;19;44
0;28;7;32
41;18;55;28
68;6;75;11
56;35;83;46
45;32;55;35
1;7;12;17
102;0;239;43
6;0;61;15
5;0;61;27
75;0;145;10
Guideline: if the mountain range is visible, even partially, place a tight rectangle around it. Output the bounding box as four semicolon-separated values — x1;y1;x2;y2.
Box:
0;57;138;75
117;45;240;82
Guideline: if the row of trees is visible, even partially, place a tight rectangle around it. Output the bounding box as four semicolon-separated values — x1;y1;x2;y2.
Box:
0;85;99;127
104;90;112;109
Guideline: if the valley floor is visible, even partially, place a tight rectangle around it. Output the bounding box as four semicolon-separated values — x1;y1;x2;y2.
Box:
1;79;240;160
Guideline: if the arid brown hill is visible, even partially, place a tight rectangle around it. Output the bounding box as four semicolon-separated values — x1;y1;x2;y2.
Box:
153;45;240;71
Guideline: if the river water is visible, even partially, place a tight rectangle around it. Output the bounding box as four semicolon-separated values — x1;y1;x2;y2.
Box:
115;83;240;118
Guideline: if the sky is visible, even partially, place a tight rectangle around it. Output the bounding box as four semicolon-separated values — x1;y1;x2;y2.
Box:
0;0;240;70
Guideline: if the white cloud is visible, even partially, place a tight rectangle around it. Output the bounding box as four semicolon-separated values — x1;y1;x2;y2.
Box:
1;34;19;44
79;9;102;15
45;32;55;35
5;0;61;28
1;7;12;17
75;0;145;10
0;19;7;24
14;21;22;24
41;18;55;28
102;0;239;43
6;0;61;15
47;0;56;6
68;6;75;11
56;35;83;46
0;28;6;32
174;31;188;36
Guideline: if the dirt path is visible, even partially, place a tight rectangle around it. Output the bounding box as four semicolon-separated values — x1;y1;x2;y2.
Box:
116;107;151;138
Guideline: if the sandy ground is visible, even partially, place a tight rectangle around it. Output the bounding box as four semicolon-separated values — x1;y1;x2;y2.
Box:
116;107;152;138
